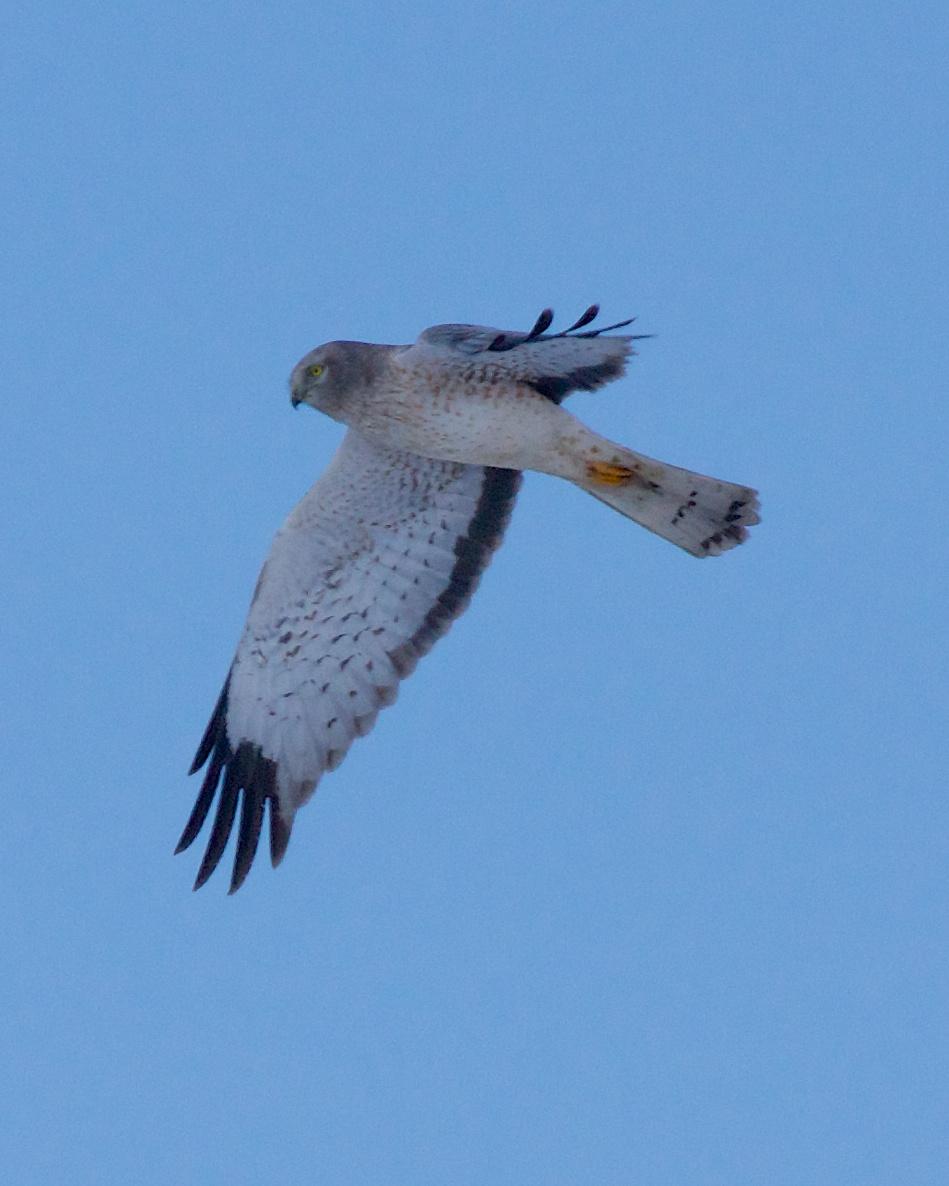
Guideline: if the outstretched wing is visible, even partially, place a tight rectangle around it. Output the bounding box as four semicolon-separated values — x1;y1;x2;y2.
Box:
410;304;649;403
179;430;521;893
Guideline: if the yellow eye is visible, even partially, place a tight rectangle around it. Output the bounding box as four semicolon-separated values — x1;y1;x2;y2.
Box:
307;363;324;378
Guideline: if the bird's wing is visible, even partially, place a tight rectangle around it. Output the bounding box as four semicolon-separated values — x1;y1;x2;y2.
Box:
409;304;647;402
179;429;521;892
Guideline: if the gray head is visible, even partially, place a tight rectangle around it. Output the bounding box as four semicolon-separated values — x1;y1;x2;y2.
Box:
289;340;392;421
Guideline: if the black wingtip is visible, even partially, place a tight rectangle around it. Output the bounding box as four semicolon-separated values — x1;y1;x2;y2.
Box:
564;303;600;332
190;750;247;889
192;796;238;889
269;804;293;868
526;308;554;340
228;759;268;894
488;305;641;353
183;672;289;891
189;678;230;775
578;315;636;336
228;810;261;894
176;744;227;854
543;307;643;341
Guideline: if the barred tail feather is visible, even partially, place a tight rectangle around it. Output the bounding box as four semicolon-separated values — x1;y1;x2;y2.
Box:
580;449;760;557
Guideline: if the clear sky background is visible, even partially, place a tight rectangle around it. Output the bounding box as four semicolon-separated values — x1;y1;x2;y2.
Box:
3;2;947;1183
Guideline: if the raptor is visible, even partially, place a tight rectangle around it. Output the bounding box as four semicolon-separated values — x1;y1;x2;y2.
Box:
178;306;760;892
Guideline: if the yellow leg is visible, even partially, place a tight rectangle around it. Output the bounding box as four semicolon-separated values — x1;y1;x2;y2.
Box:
586;459;642;487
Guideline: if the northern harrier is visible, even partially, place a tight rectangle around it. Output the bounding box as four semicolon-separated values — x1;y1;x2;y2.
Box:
178;306;759;892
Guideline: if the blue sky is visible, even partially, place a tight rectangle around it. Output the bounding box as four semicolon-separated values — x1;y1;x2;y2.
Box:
3;2;948;1183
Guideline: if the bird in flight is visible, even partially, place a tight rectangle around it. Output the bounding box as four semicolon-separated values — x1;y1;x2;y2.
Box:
178;305;760;892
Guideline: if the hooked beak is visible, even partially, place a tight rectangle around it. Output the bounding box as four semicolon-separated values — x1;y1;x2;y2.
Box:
290;389;302;409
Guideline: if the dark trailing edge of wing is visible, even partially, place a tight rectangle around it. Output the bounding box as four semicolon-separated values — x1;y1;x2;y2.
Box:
180;466;521;894
529;362;627;405
387;466;523;678
177;674;290;894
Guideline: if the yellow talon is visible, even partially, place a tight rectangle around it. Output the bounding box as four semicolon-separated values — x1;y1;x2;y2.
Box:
587;460;638;487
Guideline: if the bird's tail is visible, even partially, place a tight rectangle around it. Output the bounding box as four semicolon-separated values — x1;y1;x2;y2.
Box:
577;446;760;557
